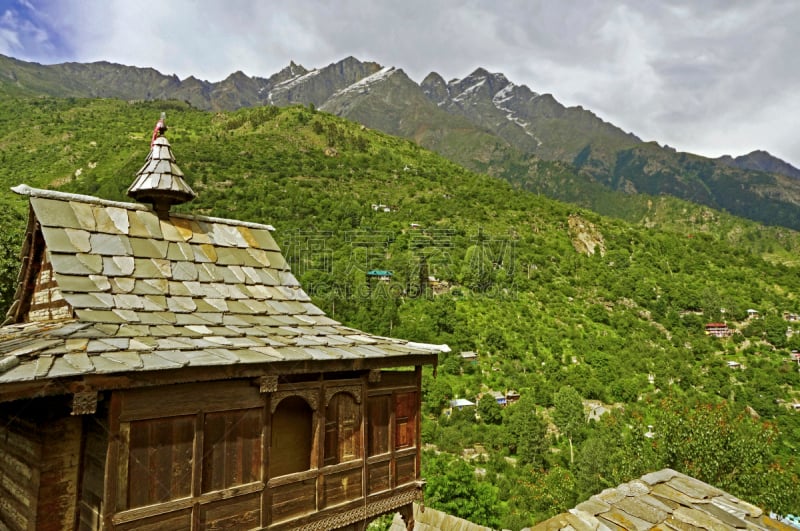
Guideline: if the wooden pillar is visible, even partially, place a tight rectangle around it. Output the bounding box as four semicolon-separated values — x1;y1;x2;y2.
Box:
36;415;84;531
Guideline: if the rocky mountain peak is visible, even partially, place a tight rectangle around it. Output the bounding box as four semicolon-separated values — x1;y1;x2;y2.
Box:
225;70;249;82
444;67;515;107
420;72;448;105
269;61;310;86
717;150;800;179
265;56;383;108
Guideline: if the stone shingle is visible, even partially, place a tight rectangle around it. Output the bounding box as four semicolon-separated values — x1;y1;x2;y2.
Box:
31;197;82;229
41;227;90;253
130;237;169;258
667;474;723;500
50;253;103;275
103;256;135;276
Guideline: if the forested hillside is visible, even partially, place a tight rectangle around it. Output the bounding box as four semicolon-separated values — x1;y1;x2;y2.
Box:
1;98;799;528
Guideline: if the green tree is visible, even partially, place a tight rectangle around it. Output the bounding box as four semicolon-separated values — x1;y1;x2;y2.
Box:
422;451;501;528
0;209;24;316
423;377;453;417
652;400;798;513
477;394;503;425
764;314;789;348
520;466;578;523
507;396;549;468
552;386;584;464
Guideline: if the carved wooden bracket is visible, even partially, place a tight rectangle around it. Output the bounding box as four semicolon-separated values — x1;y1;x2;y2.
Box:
259;375;279;393
368;369;381;383
292;488;418;531
71;391;98;415
271;389;319;414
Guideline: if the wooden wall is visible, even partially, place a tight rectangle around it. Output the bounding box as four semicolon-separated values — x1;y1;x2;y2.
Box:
35;415;83;531
78;416;108;531
0;397;83;531
0;415;41;531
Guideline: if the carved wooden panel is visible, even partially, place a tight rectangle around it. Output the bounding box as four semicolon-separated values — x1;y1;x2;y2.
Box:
109;381;266;529
71;391;98;415
260;375;279;393
394;392;417;450
287;488;419;531
324;385;362;408
324;393;361;466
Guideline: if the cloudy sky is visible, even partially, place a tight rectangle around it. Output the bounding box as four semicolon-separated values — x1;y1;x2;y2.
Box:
2;0;799;166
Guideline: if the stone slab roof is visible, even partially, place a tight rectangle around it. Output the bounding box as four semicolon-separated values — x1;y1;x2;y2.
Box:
530;468;793;531
389;504;492;531
0;185;440;395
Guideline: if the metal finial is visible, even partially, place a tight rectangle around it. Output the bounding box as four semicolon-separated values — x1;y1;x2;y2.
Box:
151;112;167;147
128;113;196;216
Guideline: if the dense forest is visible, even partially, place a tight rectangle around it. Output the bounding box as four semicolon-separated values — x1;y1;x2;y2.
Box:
1;98;799;528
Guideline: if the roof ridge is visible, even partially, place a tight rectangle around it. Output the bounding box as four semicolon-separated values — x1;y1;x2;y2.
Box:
12;184;275;231
13;184;149;211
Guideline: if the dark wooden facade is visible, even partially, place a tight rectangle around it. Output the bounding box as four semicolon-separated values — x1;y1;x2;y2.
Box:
1;369;425;530
0;154;439;530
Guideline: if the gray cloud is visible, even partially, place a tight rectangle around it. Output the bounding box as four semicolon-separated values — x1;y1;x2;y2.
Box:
7;0;800;166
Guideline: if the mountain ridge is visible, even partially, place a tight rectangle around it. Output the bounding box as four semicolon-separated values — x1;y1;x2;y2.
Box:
3;53;800;230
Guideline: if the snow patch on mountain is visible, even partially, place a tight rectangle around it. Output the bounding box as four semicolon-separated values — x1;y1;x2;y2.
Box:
273;68;322;90
331;66;396;96
263;68;323;103
492;83;516;106
452;78;486;103
491;83;542;144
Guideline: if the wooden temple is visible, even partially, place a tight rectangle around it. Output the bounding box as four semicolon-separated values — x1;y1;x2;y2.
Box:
0;119;441;530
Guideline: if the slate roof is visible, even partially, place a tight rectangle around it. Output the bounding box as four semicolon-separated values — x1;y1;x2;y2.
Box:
530;468;792;531
0;184;440;393
389;504;491;531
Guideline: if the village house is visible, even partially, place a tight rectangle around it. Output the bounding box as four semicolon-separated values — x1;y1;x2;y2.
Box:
505;390;520;404
704;322;732;338
366;269;393;283
370;203;392;213
448;398;476;411
487;391;506;406
0;121;441;531
459;351;478;364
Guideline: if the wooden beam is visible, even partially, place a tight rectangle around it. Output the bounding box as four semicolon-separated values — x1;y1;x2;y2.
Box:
0;355;439;405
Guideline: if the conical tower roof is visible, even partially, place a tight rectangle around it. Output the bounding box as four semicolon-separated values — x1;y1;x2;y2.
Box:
127;118;196;217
